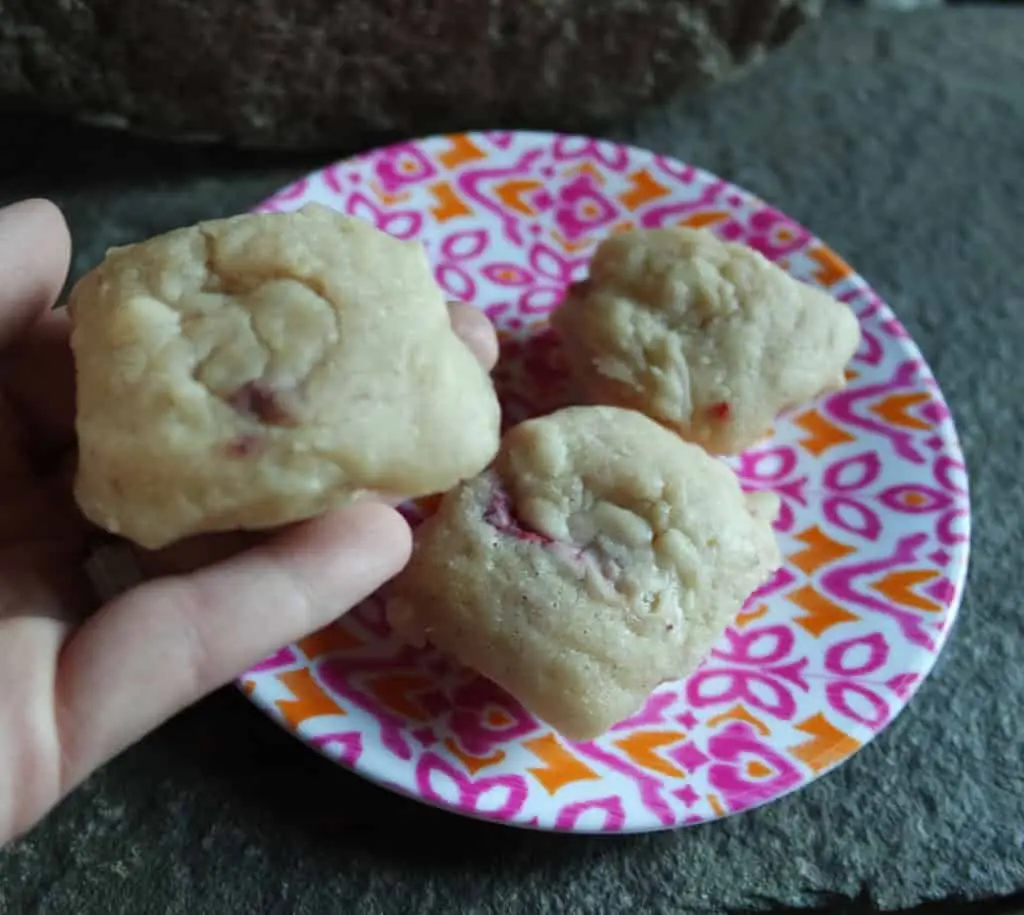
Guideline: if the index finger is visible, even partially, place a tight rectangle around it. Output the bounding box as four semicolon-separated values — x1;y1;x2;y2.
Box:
0;199;71;352
2;307;76;461
56;502;412;792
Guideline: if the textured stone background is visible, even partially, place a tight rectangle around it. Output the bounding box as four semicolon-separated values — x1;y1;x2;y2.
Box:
0;5;1023;915
0;0;821;149
855;1;943;9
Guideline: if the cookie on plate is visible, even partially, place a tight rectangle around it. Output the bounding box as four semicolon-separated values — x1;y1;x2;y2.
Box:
69;203;500;550
385;405;781;741
550;227;861;454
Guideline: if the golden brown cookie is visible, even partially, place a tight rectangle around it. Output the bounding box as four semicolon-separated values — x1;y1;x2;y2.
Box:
69;204;500;549
385;406;781;741
551;227;861;454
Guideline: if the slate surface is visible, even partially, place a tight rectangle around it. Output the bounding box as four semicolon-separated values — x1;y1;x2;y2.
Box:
0;0;822;148
0;6;1022;914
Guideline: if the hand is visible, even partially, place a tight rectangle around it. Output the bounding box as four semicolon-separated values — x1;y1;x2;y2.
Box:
0;199;499;845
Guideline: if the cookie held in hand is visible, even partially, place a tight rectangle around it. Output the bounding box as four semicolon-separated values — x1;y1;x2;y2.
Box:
551;227;861;454
385;406;781;741
69;204;500;550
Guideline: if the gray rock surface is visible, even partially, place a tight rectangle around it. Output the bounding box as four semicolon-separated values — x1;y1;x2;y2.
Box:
1;6;1023;914
856;1;943;9
0;0;819;150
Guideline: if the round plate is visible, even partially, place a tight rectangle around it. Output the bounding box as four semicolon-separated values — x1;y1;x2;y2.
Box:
240;131;971;833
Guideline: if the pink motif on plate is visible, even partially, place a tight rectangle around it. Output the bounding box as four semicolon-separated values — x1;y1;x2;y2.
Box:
240;131;971;834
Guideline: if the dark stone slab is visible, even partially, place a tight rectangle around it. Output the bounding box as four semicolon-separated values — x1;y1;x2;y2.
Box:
0;6;1022;914
0;0;819;149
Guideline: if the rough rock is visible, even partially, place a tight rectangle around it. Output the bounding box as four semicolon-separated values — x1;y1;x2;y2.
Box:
0;0;820;149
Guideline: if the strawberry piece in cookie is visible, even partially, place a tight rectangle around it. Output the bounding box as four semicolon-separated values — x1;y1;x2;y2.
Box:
223;432;265;459
483;487;554;546
482;482;621;592
227;381;300;427
708;400;731;422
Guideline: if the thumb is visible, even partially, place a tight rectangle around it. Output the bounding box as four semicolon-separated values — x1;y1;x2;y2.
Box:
54;502;411;792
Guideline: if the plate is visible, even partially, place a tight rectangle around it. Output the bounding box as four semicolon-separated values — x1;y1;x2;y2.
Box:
240;131;971;833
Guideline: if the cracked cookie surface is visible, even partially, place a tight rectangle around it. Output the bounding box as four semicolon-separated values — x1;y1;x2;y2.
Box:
551;227;861;455
69;203;501;549
385;406;782;741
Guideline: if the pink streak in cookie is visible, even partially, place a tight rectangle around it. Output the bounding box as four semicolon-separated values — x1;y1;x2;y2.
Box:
224;433;264;458
709;401;731;421
228;381;300;427
483;488;553;546
483;486;622;592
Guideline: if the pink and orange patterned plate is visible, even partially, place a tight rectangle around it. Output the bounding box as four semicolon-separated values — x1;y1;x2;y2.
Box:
240;131;971;833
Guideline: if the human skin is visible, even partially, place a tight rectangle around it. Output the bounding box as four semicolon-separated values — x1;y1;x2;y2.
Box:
0;198;499;845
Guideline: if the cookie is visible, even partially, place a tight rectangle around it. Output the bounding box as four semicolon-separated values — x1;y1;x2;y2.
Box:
69;203;500;550
550;227;861;454
385;406;781;741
